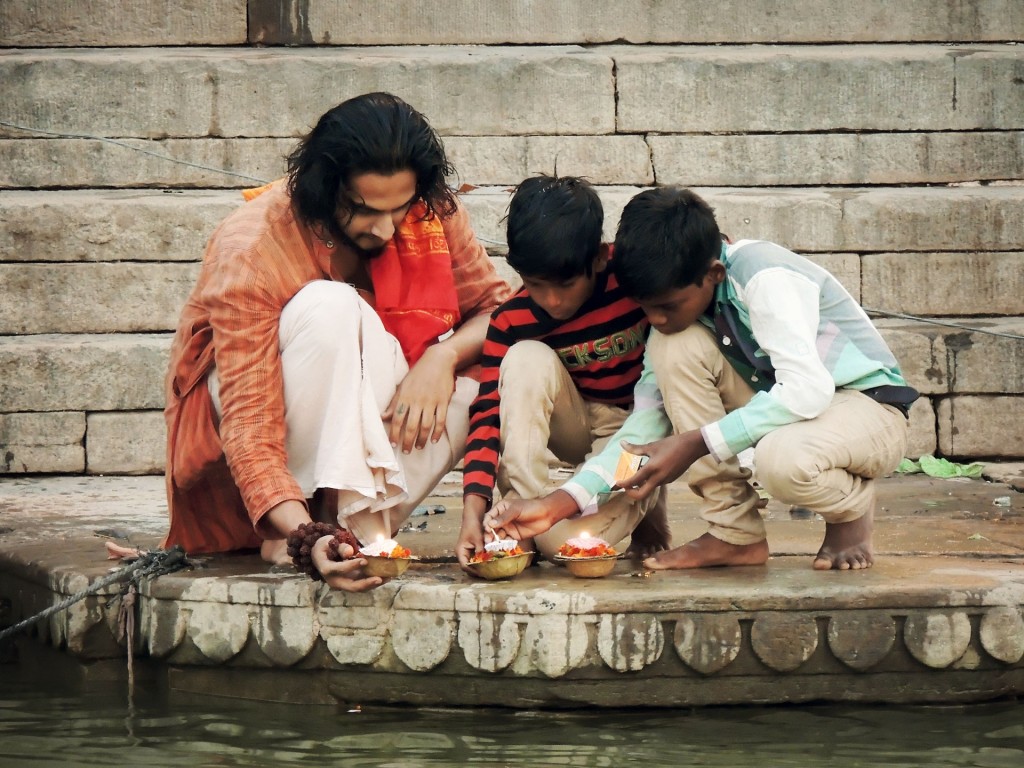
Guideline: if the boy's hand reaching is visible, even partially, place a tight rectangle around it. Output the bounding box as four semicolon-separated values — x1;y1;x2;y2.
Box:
483;490;579;541
616;431;710;499
457;495;489;570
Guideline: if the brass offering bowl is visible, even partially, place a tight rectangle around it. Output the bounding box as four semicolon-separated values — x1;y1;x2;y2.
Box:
466;551;533;580
554;553;618;578
361;555;413;578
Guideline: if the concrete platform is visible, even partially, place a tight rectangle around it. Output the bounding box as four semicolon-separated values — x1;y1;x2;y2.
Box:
1;467;1022;708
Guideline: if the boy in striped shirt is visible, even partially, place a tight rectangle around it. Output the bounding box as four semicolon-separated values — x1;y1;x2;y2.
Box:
457;176;669;569
485;187;917;571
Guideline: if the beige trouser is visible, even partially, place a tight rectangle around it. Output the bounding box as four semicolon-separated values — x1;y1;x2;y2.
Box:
496;340;664;557
647;324;910;545
209;280;475;544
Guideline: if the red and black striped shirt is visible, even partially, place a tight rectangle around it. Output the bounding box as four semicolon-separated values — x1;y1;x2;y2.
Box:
463;269;649;501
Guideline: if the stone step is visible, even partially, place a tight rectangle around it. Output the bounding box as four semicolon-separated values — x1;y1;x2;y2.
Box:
2;45;1021;140
0;47;614;138
3;187;1022;333
4;186;1023;262
2;0;1020;46
5;132;1024;190
2;315;1023;472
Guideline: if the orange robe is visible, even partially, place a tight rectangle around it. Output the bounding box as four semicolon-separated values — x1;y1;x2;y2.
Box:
162;181;509;554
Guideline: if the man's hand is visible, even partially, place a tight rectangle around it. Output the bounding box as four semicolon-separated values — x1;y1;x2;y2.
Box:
311;537;384;592
456;495;489;570
615;431;710;499
483;490;580;541
384;344;458;453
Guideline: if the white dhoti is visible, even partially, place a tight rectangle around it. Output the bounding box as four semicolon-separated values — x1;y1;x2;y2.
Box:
209;280;475;544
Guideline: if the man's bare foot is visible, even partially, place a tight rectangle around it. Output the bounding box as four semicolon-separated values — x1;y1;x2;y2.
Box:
813;509;874;570
643;532;768;570
626;505;672;560
261;538;290;566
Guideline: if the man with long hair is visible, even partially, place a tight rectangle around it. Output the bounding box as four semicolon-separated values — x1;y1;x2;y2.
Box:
163;93;509;590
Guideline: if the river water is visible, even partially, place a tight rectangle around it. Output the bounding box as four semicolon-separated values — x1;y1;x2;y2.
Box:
1;664;1021;768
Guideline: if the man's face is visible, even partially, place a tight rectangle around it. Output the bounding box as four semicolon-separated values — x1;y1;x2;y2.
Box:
636;261;724;335
337;169;418;256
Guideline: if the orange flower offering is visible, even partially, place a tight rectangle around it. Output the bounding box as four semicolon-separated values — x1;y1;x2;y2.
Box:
358;537;414;578
470;542;525;564
557;534;615;559
359;539;411;559
466;536;532;580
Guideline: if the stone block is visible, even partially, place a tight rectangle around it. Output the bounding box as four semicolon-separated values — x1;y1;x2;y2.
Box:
0;138;291;190
877;317;1024;396
0;412;85;473
862;252;1024;317
444;136;653;186
803;253;860;302
906;397;938;459
86;411;165;475
0;262;199;334
0;47;614;138
615;44;1023;133
248;1;1024;45
938;396;1024;457
649;132;1024;186
0;0;246;46
0;189;240;263
0;334;170;411
841;187;1024;252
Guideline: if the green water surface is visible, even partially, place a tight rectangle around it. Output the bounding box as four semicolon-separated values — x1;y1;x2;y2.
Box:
0;665;1021;768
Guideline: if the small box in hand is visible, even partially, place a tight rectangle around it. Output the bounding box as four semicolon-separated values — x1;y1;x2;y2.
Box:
613;449;648;486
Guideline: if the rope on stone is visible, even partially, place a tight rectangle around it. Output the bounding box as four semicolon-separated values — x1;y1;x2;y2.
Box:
0;545;189;643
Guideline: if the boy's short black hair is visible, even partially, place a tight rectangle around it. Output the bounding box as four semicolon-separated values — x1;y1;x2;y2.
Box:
612;187;722;299
505;175;604;280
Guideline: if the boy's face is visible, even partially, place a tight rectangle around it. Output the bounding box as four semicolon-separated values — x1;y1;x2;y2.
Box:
636;260;725;335
521;248;609;321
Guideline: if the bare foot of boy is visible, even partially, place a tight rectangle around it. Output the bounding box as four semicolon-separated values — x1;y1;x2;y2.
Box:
626;506;672;560
812;509;874;570
643;533;769;570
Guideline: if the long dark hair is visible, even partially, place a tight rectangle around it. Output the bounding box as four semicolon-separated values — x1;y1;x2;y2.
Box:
287;92;457;242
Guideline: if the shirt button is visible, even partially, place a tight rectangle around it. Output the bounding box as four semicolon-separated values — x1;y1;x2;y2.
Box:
723;336;731;345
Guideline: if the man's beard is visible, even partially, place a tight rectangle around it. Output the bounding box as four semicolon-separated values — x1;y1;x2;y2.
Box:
336;229;388;260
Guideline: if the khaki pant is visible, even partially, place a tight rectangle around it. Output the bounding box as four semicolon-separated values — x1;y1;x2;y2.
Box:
647;324;909;545
496;340;663;557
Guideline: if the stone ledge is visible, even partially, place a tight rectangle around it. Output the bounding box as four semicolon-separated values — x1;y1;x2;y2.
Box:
2;549;1021;707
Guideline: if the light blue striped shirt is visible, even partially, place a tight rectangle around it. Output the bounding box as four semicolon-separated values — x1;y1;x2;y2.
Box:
562;239;908;514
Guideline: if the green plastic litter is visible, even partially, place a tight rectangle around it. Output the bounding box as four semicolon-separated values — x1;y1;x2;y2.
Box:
896;454;986;479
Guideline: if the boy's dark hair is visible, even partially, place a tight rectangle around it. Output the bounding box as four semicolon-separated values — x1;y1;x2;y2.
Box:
505;175;604;280
287;92;457;244
612;187;722;299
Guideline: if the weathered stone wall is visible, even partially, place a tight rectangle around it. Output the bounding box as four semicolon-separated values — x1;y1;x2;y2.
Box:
1;1;1022;473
